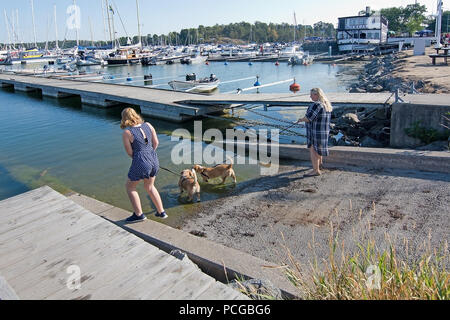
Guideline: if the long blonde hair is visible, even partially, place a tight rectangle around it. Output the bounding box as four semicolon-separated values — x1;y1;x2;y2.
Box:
120;108;144;129
311;88;333;113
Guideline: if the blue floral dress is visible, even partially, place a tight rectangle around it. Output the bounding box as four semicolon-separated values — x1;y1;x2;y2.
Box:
127;124;159;181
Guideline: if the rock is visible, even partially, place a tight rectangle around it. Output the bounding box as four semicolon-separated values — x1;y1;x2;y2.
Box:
360;136;384;148
360;119;379;130
373;108;389;120
415;141;449;151
340;113;360;125
170;250;200;270
368;85;384;93
228;279;283;300
350;87;367;93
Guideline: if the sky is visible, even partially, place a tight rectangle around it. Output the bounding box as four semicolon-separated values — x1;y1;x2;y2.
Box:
0;0;445;43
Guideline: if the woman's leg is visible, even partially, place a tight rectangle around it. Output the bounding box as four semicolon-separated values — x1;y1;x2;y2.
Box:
126;179;144;216
144;177;165;214
310;147;321;175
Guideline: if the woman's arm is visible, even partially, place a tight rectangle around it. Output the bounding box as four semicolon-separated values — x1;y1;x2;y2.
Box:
147;123;159;150
122;130;133;158
297;117;310;124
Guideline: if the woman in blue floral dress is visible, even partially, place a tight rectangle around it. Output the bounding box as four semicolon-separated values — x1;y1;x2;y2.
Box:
121;108;167;222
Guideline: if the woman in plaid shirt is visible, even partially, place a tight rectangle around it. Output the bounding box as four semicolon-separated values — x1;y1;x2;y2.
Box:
297;88;333;177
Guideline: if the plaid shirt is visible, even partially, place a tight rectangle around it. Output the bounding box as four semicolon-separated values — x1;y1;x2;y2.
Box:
305;102;332;156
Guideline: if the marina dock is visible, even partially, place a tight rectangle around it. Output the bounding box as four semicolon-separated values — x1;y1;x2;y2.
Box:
1;73;449;122
0;186;249;300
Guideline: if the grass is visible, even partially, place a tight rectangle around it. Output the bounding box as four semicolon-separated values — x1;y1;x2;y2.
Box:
279;223;449;300
232;203;449;301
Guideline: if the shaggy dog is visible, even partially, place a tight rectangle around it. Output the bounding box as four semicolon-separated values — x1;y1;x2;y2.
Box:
192;157;237;184
178;169;201;202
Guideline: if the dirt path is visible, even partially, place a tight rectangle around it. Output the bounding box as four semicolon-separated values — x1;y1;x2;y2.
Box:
182;161;450;268
392;47;450;93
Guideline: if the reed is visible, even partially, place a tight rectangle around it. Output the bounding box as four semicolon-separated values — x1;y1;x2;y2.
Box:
280;222;449;300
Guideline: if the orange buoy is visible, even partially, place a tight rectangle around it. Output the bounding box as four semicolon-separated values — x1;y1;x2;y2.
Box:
205;61;209;65
289;79;300;93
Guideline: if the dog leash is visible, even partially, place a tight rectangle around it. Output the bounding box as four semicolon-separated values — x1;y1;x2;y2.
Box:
160;166;181;177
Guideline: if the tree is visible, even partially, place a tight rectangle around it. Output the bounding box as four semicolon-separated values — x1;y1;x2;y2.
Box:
381;3;427;35
428;11;450;33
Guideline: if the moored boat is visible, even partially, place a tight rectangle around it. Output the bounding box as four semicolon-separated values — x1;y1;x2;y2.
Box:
169;73;220;93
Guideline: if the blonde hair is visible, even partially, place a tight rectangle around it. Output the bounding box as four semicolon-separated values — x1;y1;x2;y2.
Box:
311;88;333;113
120;108;144;129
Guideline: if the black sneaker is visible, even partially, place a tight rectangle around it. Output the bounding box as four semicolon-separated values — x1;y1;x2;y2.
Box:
155;212;168;219
126;213;147;223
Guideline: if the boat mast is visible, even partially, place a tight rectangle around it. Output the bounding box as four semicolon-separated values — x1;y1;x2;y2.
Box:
105;0;113;46
30;0;37;48
73;0;79;47
101;0;108;45
89;16;94;47
136;0;142;48
54;5;59;50
4;10;11;50
293;11;297;43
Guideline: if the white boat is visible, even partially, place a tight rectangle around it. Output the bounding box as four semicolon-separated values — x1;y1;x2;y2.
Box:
169;74;220;93
288;52;314;65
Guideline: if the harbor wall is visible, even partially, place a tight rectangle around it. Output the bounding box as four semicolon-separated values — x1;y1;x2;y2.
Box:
390;103;450;148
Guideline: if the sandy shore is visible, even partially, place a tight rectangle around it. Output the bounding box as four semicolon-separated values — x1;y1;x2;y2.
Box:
182;160;449;269
390;47;450;93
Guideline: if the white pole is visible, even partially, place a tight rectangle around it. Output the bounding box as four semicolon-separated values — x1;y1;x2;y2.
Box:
54;5;59;50
11;10;16;48
435;0;443;48
105;0;113;45
73;0;79;47
136;0;142;48
101;0;108;45
30;0;37;48
4;10;11;50
89;16;94;47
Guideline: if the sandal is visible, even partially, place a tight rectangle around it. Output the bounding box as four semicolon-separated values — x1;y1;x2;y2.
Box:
304;172;321;177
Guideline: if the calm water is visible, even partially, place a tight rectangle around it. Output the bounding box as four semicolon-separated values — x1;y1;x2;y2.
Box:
0;61;354;227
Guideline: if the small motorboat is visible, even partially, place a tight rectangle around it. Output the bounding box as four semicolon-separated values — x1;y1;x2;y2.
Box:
168;73;220;93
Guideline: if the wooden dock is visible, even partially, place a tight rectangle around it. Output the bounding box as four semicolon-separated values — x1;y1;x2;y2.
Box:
0;186;248;300
1;73;449;123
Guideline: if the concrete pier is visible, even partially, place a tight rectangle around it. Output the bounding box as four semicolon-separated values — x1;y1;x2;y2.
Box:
390;99;450;148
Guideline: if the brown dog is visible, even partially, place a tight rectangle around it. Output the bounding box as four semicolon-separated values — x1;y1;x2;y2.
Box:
178;169;201;202
192;157;237;185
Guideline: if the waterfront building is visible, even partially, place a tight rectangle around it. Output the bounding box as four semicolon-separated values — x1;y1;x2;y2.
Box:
337;7;388;53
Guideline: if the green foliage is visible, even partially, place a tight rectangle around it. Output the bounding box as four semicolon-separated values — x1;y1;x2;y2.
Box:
405;121;450;144
428;11;450;33
381;3;428;35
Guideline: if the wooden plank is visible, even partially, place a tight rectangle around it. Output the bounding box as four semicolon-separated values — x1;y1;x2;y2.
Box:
196;282;249;300
0;185;54;206
0;186;62;215
125;259;199;300
0;214;104;271
6;223;135;298
75;250;177;300
0;198;73;236
1;212;130;275
156;270;216;300
46;242;161;300
0;276;19;300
